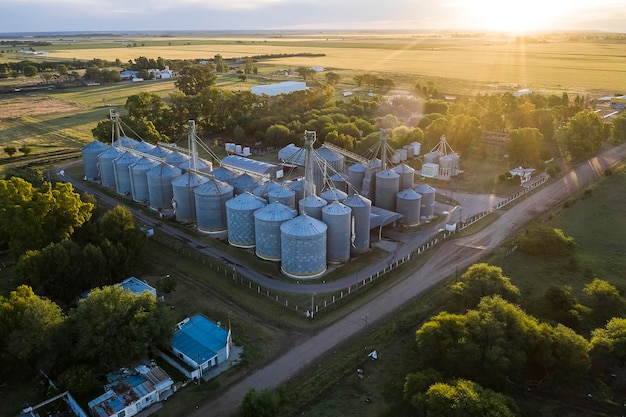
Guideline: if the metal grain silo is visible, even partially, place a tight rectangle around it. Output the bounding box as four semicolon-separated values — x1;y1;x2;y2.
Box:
280;214;327;279
320;188;348;204
97;146;123;188
129;157;159;203
194;178;234;234
347;163;366;195
112;135;138;149
299;195;327;220
313;146;344;192
396;148;408;162
344;194;371;254
322;201;352;264
330;173;348;193
225;192;266;248
230;173;259;195
252;181;281;201
178;158;213;174
403;144;414;159
424;151;440;164
254;202;297;261
209;166;237;183
113;151;141;196
82;141;109;181
165;150;190;166
171;172;209;222
393;163;416;190
411;141;421;156
148;145;172;159
132;141;155;154
396;188;421;226
146;162;182;212
375;169;400;211
268;185;296;208
287;178;306;201
414;183;435;219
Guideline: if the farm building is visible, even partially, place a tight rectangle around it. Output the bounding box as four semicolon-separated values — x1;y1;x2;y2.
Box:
119;277;157;298
88;363;174;417
251;81;307;97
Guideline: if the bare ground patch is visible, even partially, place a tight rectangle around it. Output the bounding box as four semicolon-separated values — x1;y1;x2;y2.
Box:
0;94;85;118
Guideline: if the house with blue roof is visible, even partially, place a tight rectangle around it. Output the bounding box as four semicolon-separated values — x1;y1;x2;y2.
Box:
170;314;232;380
119;277;157;299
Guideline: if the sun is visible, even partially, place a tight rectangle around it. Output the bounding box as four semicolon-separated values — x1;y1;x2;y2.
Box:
459;0;567;33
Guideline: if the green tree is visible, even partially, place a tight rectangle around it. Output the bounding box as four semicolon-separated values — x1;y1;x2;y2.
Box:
238;388;279;417
507;127;544;166
558;109;608;160
214;54;228;73
590;317;626;363
541;285;589;330
18;145;32;156
69;286;175;371
3;146;17;157
517;226;575;256
265;124;292;147
451;263;520;309
23;65;38;77
583;278;626;325
175;63;217;95
611;112;626;143
244;57;254;75
56;64;68;75
296;66;314;81
324;71;341;85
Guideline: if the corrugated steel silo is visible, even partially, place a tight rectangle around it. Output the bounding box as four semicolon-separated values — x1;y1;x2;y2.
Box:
344;194;371;254
82;141;109;181
252;181;281;201
165;150;190;166
209;166;237;183
268;185;296;208
414;183;435;219
322;201;352;264
411;141;421;156
299;195;327;220
320;188;348;204
229;173;259;195
129;157;159;203
280;214;327;279
375;169;400;211
347;163;366;195
396;188;421;226
396;148;408;162
424;151;439;164
112;135;138;149
313;146;344;192
132;141;155;154
254;202;297;261
287;178;306;202
178;158;213;174
194;178;234;234
97;146;123;188
403;144;414;159
146;163;182;211
171;172;209;222
113;151;140;195
393;163;416;190
330;173;348;193
225;192;266;248
148;145;172;159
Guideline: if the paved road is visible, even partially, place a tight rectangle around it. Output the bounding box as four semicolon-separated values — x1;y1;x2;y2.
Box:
59;142;626;416
185;142;626;416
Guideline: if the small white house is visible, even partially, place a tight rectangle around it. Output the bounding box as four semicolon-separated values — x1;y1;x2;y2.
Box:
509;167;535;184
421;163;439;178
88;364;174;417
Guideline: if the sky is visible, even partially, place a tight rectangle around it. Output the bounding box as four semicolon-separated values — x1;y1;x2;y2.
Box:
1;0;625;34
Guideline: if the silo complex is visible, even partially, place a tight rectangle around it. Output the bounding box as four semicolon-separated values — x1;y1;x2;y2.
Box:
129;157;159;203
165;150;190;167
146;163;182;211
396;188;421;226
113;151;141;196
347;163;366;195
209;166;236;182
254;202;297;261
320;188;347;204
112;136;138;149
330;173;348;193
171;172;209;222
178;158;213;173
148;145;172;159
194;179;234;234
82;141;109;181
225;192;266;248
252;181;281;201
313;146;344;192
97;147;123;188
322;202;352;264
393;163;415;190
344;194;371;254
299;195;327;220
375;169;400;211
132;141;155;154
229;173;258;195
414;183;436;219
268;185;296;208
280;215;327;279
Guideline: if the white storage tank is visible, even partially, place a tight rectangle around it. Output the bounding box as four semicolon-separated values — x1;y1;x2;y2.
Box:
414;183;436;219
403;144;414;159
393;163;416;191
375;169;400;211
268;185;296;208
322;201;352;264
344;194;371;254
320;188;348;204
82;141;109;181
225;192;266;248
396;188;421;226
194;178;234;234
280;214;327;279
254;202;297;261
390;152;401;165
113;151;140;196
411;141;421;156
347;163;366;195
421;163;439;178
129;157;159;203
424;151;439;164
147;162;182;212
299;195;327;220
171;172;209;222
209;166;237;183
97;146;123;188
230;173;259;195
397;148;408;162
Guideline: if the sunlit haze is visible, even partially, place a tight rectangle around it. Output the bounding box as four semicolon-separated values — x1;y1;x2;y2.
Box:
1;0;625;33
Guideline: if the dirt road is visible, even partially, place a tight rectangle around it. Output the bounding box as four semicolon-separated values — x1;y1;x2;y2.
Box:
190;143;626;417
